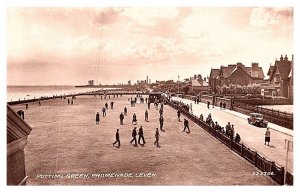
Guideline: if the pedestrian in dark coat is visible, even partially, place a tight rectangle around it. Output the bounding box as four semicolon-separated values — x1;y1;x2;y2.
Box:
183;119;190;133
96;112;100;124
113;129;120;148
148;102;150;109
130;127;138;146
138;126;145;145
105;102;108;109
132;113;137;124
124;107;127;116
177;110;181;121
119;112;124;125
159;115;164;131
145;110;149;122
110;101;114;109
102;107;106;117
154;128;160;147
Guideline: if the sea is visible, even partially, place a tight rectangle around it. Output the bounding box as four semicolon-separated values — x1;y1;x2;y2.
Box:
6;86;117;102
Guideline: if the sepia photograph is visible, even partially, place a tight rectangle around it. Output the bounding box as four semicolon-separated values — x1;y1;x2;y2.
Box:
4;1;295;190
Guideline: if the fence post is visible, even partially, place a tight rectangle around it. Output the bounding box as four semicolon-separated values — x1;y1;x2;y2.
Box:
255;152;258;167
241;144;244;157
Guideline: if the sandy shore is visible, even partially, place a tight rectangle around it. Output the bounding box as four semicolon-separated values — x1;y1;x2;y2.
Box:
12;95;274;185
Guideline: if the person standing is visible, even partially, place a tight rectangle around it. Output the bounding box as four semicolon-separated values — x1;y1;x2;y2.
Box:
130;127;138;147
159;108;163;116
71;99;73;105
207;101;210;109
124;107;127;116
110;101;114;109
105;102;108;109
145;110;149;122
132;113;137;125
177;110;181;121
265;128;271;146
183;119;190;133
102;107;106;117
96;112;100;124
154;128;160;147
159;115;164;131
113;129;120;148
138;126;146;145
119;112;124;125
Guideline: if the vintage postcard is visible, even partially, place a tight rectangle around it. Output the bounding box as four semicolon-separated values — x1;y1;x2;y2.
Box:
6;4;294;189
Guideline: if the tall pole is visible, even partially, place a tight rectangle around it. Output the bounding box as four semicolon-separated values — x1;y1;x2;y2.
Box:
178;75;180;93
284;139;292;185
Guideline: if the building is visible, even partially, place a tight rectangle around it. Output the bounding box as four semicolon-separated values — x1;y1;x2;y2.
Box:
264;55;293;99
209;62;265;93
191;75;209;93
7;105;32;185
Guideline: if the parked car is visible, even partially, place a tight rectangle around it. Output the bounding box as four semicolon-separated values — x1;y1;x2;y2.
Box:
247;113;268;128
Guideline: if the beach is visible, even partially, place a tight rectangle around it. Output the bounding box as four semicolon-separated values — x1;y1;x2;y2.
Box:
11;95;274;185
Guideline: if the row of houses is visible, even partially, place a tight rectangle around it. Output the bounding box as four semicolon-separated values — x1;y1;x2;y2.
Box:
207;54;293;99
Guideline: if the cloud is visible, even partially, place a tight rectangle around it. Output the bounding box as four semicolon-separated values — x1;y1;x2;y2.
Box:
250;7;293;28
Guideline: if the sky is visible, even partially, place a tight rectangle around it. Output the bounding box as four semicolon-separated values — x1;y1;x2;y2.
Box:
7;7;293;85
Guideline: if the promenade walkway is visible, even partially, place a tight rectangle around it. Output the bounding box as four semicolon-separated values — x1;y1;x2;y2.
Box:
12;95;274;185
171;97;293;173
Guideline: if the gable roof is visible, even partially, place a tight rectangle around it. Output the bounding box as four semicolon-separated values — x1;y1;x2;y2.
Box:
277;60;291;80
220;65;236;78
228;66;252;79
209;69;220;79
267;66;274;76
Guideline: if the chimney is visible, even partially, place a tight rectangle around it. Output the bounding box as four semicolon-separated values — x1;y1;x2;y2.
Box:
252;62;259;70
280;55;283;61
237;62;244;68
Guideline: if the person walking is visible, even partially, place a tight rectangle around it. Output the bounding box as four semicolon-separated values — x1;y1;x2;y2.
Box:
119;112;124;125
265;128;271;146
96;112;100;124
177;109;181;121
154;128;160;148
130;127;138;147
124;107;127;116
148;102;150;109
105;102;108;109
183;119;190;133
159;115;164;131
132;113;137;125
145;110;149;122
102;107;106;117
113;129;120;148
138;126;146;145
110;101;114;109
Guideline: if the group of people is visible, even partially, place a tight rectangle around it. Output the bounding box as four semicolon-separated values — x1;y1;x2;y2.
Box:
95;101;116;124
219;102;226;110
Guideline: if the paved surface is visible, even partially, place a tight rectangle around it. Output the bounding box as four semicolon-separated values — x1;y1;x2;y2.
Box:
172;97;293;173
12;95;275;185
